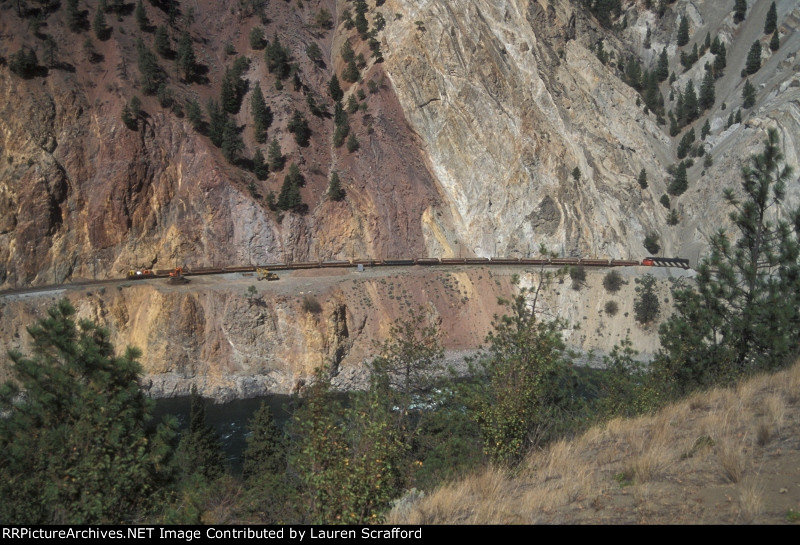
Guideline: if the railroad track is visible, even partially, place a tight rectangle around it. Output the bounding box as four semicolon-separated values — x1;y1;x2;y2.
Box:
0;256;690;297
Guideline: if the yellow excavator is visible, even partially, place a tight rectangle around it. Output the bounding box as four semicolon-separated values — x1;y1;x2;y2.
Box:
257;268;279;281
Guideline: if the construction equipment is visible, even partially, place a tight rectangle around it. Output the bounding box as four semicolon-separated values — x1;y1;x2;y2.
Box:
168;266;189;284
257;268;279;281
128;269;155;279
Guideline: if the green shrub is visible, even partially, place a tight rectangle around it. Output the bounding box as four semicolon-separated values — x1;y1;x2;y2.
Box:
603;270;624;293
302;295;322;314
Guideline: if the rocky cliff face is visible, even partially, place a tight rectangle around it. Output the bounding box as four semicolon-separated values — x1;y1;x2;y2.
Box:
1;0;799;399
381;0;800;260
0;0;446;291
0;265;681;401
382;0;671;259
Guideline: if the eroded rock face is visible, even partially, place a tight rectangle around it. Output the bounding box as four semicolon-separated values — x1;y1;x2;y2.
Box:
382;0;671;259
1;1;799;399
381;0;800;260
0;1;446;291
0;265;679;402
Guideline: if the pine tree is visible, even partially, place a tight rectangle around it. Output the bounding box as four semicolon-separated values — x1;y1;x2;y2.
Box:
346;94;359;114
656;48;669;82
176;32;197;82
354;0;369;36
699;69;715;110
668;160;688;196
333;100;347;128
154;26;170;58
186;98;204;132
342;59;359;83
667;208;680;226
253;148;268;180
0;300;177;523
333;122;349;148
265;33;290;80
655;129;798;396
328;74;343;101
465;289;580;465
249;27;266;50
135;0;148;30
769;29;780;52
221;118;243;164
701;118;711;140
637;168;648;189
733;0;747;24
677;16;689;47
328;171;345;201
176;385;226;482
267;137;284;172
742;79;756;109
745;40;761;75
42;34;57;68
93;6;109;41
106;0;124;13
239;401;298;524
206;99;226;147
122;102;137;130
341;39;355;63
66;0;83;32
287;110;311;147
683;80;698;123
634;274;660;323
250;83;272;144
713;43;726;78
306;42;323;66
675;91;685;125
764;2;777;35
136;38;162;95
220;69;239;114
710;35;721;56
242;403;285;480
677;128;695;160
277;163;305;211
346;132;360;153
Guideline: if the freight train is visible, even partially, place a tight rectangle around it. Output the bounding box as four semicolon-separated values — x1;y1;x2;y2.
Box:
126;256;690;280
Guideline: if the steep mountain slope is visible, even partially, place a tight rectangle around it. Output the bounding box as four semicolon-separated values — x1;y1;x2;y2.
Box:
382;0;800;260
1;0;798;288
1;1;799;398
0;0;446;290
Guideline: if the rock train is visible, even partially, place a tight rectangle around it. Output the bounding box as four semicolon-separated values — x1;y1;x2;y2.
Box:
126;256;690;280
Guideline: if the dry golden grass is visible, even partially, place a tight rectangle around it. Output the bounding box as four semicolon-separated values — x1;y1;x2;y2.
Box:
389;360;800;524
737;477;764;524
763;393;786;435
717;435;748;483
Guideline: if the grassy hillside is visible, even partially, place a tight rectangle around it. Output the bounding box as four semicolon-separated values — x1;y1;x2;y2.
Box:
388;359;800;524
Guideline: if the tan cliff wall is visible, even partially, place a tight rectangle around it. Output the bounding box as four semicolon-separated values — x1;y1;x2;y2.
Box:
0;266;685;401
